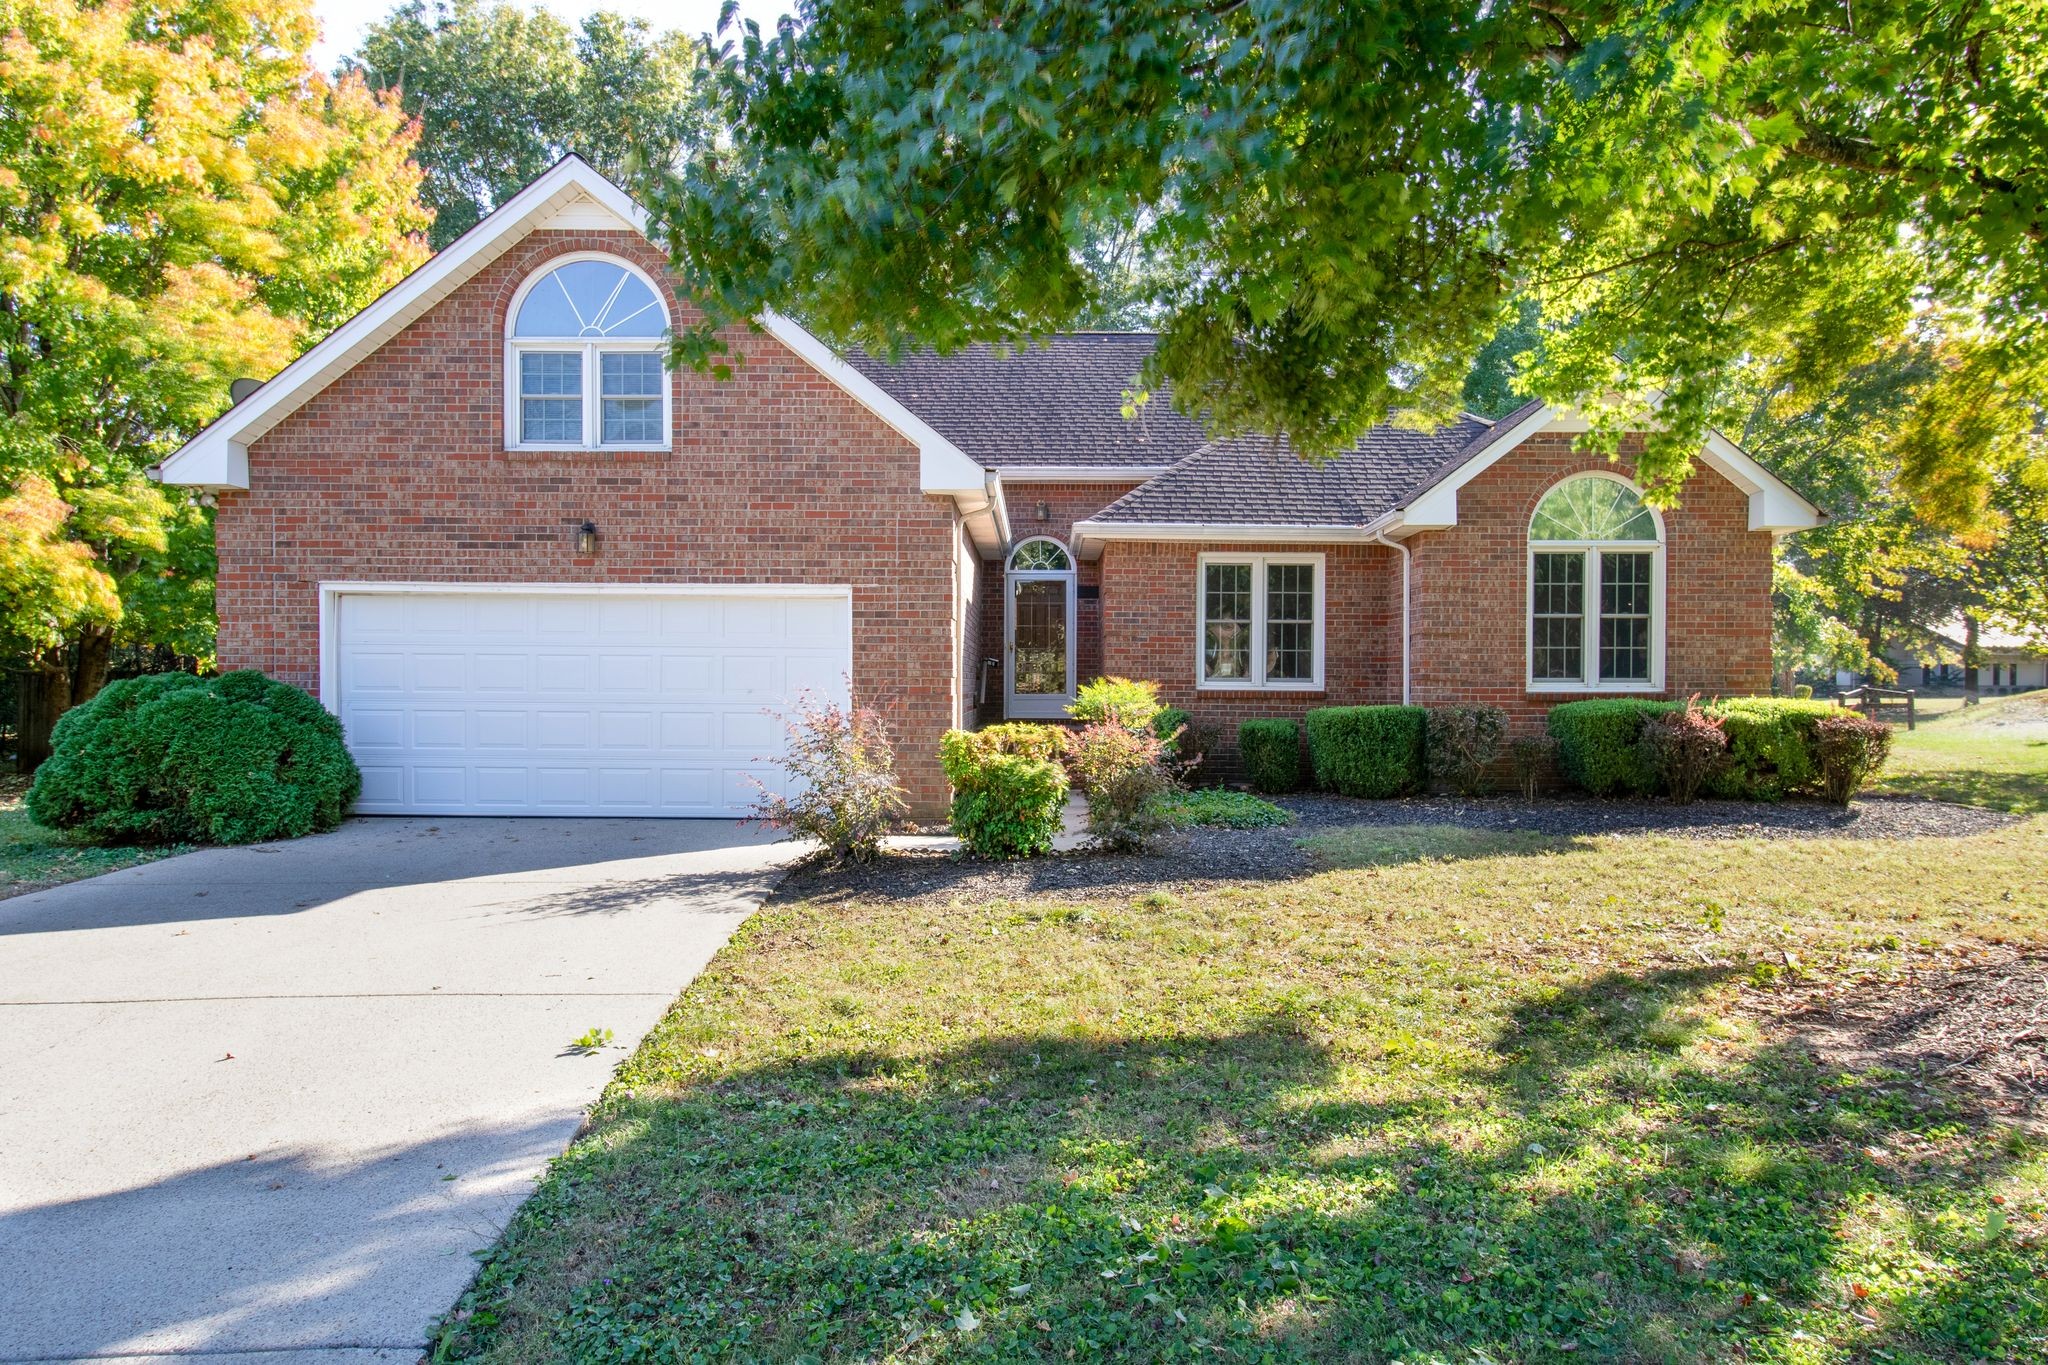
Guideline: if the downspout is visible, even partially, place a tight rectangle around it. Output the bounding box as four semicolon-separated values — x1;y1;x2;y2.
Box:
1367;523;1411;705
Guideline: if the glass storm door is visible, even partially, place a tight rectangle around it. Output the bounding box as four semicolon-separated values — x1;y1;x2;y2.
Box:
1004;538;1077;719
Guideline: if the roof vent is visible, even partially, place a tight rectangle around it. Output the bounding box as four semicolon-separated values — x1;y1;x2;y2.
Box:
229;377;263;406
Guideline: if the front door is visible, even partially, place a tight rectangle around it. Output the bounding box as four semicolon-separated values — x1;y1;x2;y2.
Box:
1005;573;1075;719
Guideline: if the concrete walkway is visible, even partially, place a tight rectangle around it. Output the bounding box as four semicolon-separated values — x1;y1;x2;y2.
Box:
0;818;797;1363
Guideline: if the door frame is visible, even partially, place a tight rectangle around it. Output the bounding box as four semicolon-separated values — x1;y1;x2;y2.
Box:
1002;549;1077;720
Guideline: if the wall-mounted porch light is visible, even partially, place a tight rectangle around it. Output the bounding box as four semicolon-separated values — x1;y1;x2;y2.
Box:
576;520;599;555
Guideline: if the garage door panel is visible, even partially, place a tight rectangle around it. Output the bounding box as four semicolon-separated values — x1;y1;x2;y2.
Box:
596;653;657;693
346;652;406;693
473;653;532;692
336;589;851;817
412;710;467;749
411;767;467;805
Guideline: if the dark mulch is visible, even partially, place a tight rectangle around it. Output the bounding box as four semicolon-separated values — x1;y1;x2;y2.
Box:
773;791;2020;907
1753;944;2048;1132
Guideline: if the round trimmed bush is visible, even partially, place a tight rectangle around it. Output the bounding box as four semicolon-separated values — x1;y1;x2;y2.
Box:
27;671;361;845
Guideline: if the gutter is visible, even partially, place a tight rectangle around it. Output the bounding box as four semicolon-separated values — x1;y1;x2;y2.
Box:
1365;516;1412;705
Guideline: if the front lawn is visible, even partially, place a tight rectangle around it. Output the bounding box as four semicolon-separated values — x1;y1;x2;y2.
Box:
435;817;2047;1362
1875;690;2048;814
0;775;182;900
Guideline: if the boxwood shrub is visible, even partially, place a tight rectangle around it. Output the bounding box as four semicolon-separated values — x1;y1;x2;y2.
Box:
1237;719;1302;793
1305;705;1426;798
1544;699;1680;796
27;670;361;845
939;728;1068;858
1708;698;1840;799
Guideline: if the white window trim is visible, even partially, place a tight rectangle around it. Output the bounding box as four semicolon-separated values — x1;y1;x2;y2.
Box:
1525;473;1667;694
503;251;673;453
1195;551;1326;692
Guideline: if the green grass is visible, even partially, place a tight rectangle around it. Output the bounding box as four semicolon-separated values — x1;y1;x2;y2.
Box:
433;820;2048;1363
0;775;182;899
1154;788;1293;829
1874;690;2048;814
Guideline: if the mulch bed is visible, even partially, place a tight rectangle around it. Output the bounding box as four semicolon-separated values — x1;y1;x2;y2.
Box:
773;791;2022;906
1751;944;2048;1132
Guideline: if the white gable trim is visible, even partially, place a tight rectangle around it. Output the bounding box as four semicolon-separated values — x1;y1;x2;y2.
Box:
1389;402;1821;536
154;157;1001;540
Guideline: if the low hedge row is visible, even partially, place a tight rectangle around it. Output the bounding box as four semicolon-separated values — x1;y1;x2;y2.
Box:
1546;696;1861;800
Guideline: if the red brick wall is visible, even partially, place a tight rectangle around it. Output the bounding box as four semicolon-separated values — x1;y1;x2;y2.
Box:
1098;540;1403;769
1091;440;1775;776
985;481;1141;717
1408;434;1774;734
215;228;963;814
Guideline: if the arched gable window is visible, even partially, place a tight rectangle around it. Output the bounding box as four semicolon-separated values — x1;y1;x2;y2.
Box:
506;255;671;449
1528;474;1665;690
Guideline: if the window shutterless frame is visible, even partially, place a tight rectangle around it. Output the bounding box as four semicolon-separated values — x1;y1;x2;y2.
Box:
1525;472;1666;693
503;252;672;452
1194;552;1325;692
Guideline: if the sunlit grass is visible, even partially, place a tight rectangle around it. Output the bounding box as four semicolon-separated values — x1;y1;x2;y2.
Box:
434;818;2048;1364
1876;690;2048;814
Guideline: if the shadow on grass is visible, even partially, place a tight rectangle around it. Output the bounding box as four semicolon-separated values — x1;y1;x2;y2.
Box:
1875;763;2048;816
433;974;2044;1363
1302;823;1586;868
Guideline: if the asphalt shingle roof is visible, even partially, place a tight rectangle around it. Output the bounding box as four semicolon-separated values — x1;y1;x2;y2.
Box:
847;333;1526;527
845;334;1208;469
1084;418;1495;527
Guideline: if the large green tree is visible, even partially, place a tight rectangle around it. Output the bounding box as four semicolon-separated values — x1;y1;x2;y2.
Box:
345;0;709;250
655;0;2047;508
1729;319;2047;686
0;0;430;764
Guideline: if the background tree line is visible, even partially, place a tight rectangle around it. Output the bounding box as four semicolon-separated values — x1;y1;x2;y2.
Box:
4;0;2043;772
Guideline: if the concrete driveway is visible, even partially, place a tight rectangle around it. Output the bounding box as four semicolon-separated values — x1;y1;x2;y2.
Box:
0;818;796;1363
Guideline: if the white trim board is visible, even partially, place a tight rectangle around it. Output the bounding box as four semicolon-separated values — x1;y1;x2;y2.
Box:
1390;402;1822;536
154;157;1005;543
1070;519;1386;559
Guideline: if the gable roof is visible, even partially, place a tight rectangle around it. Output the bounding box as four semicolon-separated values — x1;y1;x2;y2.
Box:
844;335;1207;476
152;156;995;535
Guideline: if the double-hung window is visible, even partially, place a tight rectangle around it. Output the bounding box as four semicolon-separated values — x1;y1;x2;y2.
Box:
1528;474;1664;691
1197;553;1324;690
507;256;670;450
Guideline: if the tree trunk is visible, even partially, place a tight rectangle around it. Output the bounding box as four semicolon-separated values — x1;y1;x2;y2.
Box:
1964;612;1981;705
73;624;112;707
13;653;71;775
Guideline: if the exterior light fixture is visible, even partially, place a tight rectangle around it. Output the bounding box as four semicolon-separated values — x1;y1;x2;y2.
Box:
577;520;599;555
1035;500;1051;521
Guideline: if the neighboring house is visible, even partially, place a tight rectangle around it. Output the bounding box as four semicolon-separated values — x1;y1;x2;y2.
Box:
157;158;1821;818
1880;616;2048;693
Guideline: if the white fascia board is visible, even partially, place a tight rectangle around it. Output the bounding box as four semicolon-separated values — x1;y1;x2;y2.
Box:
1071;518;1381;559
1398;401;1560;529
996;465;1173;482
1700;429;1823;531
1398;402;1822;534
754;310;992;503
158;157;631;490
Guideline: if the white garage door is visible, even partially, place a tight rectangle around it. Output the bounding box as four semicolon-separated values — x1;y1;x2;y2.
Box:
330;587;851;817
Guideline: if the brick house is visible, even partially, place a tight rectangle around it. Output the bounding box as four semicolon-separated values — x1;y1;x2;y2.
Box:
158;158;1821;818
